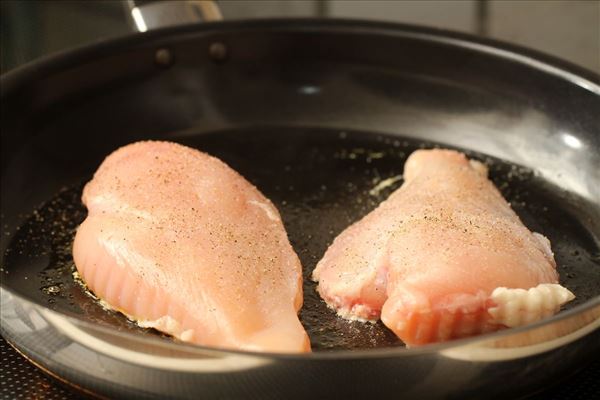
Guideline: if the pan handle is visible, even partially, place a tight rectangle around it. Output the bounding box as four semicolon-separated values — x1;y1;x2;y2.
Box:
126;0;222;32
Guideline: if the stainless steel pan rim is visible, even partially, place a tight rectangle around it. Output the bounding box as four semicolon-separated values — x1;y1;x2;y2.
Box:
2;282;599;361
2;18;599;96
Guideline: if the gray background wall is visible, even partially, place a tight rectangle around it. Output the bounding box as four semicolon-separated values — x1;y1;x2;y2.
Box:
1;0;599;73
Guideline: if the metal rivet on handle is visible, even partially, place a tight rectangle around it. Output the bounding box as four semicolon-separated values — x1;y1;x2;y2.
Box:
209;42;228;62
155;48;173;67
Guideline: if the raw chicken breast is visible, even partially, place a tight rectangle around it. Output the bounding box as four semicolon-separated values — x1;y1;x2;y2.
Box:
313;149;574;345
73;141;310;353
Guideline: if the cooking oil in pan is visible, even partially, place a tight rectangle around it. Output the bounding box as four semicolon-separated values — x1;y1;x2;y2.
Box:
2;127;599;350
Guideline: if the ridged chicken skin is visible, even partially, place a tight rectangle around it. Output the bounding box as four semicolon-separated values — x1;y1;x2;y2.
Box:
73;141;310;353
313;149;574;346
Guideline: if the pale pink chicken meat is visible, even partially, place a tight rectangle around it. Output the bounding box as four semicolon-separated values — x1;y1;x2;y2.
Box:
313;149;574;345
73;141;310;353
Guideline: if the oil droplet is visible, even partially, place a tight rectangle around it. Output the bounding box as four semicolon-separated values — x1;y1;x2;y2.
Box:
42;285;61;295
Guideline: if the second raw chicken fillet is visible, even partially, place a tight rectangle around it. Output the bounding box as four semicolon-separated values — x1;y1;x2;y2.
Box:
313;149;574;346
73;141;310;353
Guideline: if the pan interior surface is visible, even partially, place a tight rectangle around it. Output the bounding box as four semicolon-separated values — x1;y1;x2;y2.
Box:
2;127;599;351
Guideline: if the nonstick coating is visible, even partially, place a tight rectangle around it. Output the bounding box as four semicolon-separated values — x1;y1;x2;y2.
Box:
2;127;599;351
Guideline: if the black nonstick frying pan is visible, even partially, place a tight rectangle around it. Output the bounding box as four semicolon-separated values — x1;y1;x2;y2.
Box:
1;9;600;400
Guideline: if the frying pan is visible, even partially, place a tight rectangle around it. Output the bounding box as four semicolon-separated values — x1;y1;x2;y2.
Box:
1;2;599;398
